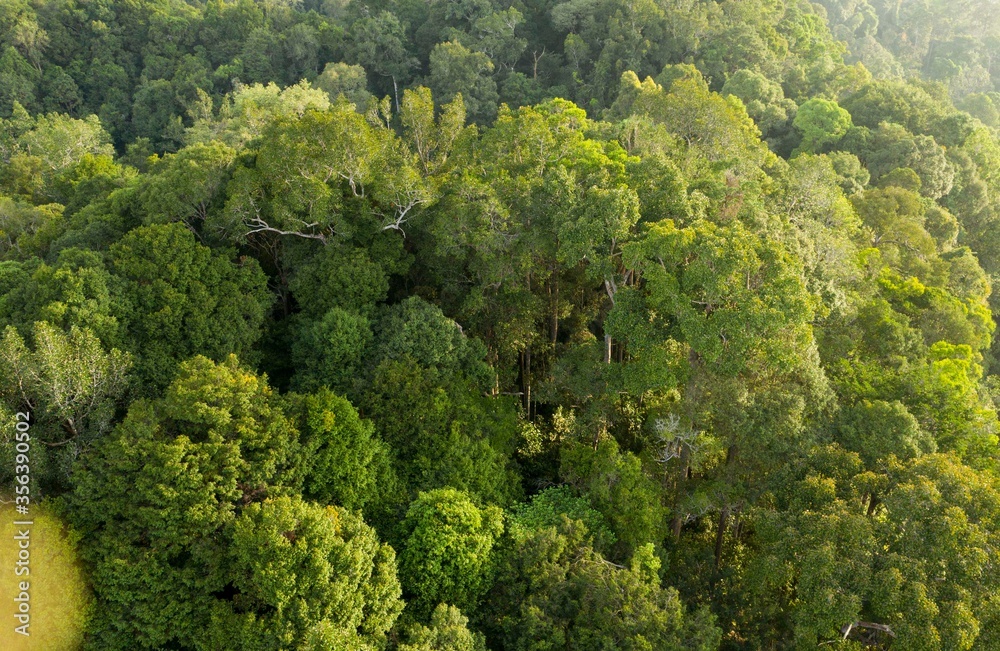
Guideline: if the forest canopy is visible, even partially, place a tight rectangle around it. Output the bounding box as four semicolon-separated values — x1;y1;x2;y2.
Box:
3;0;1000;649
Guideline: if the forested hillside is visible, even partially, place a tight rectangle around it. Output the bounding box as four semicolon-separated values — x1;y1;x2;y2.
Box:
2;0;1000;649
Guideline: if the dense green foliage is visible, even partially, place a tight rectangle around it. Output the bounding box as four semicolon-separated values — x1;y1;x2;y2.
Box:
3;0;1000;649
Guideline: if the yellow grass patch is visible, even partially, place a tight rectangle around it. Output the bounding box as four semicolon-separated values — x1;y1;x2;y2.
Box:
0;502;91;650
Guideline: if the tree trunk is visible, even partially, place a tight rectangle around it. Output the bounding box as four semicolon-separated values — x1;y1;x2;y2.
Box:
714;505;729;569
670;445;691;541
521;347;532;417
866;492;879;517
714;445;738;569
551;275;559;344
671;513;683;541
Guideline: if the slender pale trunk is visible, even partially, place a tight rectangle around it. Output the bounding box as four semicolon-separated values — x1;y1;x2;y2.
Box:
603;277;617;363
670;445;691;540
550;275;559;344
521;347;531;417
